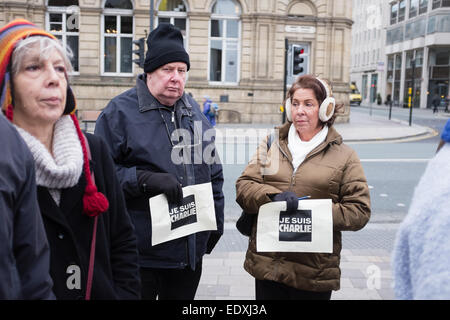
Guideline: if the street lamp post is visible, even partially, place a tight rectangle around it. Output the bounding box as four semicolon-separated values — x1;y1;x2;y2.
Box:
150;0;154;32
409;51;416;127
282;38;288;123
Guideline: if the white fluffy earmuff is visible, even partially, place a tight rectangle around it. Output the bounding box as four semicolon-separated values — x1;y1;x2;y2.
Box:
316;78;335;122
285;77;335;122
285;97;292;122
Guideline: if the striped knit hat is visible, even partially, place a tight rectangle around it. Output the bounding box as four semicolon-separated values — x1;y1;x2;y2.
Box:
0;19;76;121
0;19;108;217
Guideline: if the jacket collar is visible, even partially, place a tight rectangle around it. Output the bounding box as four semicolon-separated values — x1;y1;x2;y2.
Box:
136;73;193;116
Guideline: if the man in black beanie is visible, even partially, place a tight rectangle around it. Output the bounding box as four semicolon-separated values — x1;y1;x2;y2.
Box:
95;23;224;300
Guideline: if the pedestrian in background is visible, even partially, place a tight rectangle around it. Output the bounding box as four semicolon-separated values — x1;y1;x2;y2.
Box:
0;114;55;300
0;19;140;299
236;75;371;300
203;95;217;126
95;23;224;300
432;94;440;114
392;118;450;300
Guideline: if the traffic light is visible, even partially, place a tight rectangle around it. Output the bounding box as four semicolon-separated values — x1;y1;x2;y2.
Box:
292;45;305;75
132;37;145;69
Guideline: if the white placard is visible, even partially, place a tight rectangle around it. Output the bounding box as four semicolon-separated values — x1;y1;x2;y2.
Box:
149;182;217;246
256;199;333;253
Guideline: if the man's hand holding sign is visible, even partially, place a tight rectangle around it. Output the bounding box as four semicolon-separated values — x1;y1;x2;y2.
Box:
149;182;217;246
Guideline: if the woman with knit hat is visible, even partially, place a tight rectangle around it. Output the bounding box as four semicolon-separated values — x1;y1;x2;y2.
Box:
0;19;140;299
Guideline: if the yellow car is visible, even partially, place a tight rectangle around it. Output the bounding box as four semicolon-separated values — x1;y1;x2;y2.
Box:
350;83;362;105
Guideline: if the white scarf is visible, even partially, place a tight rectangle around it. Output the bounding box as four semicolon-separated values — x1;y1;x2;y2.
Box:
15;115;83;205
288;123;328;172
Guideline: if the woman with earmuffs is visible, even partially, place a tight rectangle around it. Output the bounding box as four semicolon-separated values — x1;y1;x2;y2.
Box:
236;75;371;300
0;19;140;299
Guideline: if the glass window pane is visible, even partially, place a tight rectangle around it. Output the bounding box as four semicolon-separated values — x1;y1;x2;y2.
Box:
419;0;428;14
104;16;117;34
121;16;133;34
158;0;186;12
225;40;238;82
211;20;223;37
48;0;78;6
398;0;406;21
105;0;132;9
210;40;222;81
104;37;117;72
212;0;241;15
67;35;79;72
50;13;63;32
174;18;186;32
120;37;132;73
390;4;398;24
50;13;62;22
409;0;418;18
50;23;63;32
159;17;170;24
226;19;238;38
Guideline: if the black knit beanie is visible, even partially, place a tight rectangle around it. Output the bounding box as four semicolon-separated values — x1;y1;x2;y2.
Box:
144;23;190;73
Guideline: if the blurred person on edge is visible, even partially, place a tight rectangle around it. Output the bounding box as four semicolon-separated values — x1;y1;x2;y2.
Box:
392;118;450;299
0;19;140;300
236;75;371;300
0;113;54;300
95;23;224;300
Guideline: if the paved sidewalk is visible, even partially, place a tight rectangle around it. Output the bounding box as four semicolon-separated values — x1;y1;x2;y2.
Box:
196;223;396;300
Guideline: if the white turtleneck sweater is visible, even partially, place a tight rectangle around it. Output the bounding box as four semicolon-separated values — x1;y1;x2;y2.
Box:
287;124;328;172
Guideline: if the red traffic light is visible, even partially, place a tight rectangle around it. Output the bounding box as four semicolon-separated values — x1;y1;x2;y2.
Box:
293;46;305;56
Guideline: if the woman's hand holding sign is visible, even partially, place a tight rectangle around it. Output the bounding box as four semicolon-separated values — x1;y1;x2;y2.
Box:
271;191;299;213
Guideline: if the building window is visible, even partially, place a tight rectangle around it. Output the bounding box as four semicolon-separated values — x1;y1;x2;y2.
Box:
398;0;406;22
157;0;188;47
409;0;419;18
419;0;428;14
46;0;79;73
102;0;133;75
433;0;450;9
390;2;398;25
209;0;241;84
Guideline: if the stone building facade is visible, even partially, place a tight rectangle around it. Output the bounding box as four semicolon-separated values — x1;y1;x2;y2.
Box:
1;0;352;123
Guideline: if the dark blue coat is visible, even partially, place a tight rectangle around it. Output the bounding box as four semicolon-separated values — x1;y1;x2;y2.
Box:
94;74;224;270
0;115;54;300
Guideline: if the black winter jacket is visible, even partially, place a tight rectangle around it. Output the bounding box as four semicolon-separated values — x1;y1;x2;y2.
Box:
94;74;225;270
37;133;140;299
0;115;54;299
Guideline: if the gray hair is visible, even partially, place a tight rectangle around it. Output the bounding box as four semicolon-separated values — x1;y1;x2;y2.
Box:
11;36;73;76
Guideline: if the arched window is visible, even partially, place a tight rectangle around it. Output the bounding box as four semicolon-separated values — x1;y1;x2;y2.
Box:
157;0;188;47
46;0;79;73
209;0;241;83
102;0;134;75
